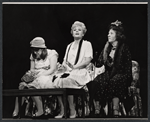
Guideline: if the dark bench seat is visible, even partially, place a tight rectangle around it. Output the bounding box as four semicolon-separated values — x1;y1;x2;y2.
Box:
3;88;86;119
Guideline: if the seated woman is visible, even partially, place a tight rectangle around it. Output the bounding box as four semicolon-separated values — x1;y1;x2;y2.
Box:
53;21;93;118
89;20;132;117
12;37;58;119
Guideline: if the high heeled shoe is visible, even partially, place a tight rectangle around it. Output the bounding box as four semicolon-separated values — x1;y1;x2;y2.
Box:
55;113;64;118
12;112;19;119
69;111;76;118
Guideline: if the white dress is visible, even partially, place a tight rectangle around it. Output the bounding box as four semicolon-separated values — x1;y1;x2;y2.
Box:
54;40;93;89
26;49;58;89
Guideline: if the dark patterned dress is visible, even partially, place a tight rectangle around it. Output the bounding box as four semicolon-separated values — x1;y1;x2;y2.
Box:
92;43;132;103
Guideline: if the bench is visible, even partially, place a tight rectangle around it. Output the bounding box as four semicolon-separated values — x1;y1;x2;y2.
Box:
3;88;86;119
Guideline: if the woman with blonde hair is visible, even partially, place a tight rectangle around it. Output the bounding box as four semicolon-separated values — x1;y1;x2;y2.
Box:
54;21;93;118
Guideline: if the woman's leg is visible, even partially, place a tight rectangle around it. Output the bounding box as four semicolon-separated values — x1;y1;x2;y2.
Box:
13;97;19;116
57;96;64;115
87;80;98;114
94;101;101;114
13;97;25;116
32;96;44;116
112;97;119;116
68;95;76;118
55;96;64;118
91;73;108;116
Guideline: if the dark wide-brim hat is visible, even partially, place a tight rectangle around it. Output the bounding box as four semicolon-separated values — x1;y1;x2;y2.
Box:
30;37;47;48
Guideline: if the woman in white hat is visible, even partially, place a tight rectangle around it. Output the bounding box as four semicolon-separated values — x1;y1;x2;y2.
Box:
54;21;93;118
12;37;58;119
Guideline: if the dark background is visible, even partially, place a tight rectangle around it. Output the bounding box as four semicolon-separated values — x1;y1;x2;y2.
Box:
2;4;147;118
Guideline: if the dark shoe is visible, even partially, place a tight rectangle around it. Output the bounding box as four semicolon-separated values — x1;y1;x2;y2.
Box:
24;112;32;118
32;113;47;119
100;107;106;117
12;114;19;119
114;115;119;118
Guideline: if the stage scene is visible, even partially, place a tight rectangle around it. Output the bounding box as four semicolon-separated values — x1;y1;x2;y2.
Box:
2;3;147;119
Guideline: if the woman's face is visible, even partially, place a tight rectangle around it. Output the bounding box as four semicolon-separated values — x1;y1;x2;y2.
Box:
108;29;117;43
72;26;84;39
33;48;42;59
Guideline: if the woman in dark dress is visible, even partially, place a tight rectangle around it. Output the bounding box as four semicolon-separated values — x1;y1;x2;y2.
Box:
90;20;132;117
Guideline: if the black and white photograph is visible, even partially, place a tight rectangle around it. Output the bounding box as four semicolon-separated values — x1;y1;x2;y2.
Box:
2;2;148;120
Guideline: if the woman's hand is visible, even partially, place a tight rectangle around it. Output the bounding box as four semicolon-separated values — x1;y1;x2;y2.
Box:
57;65;67;73
27;69;39;75
95;65;105;76
19;82;27;89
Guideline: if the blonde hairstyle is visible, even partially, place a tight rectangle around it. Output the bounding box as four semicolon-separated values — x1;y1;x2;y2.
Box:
71;21;87;35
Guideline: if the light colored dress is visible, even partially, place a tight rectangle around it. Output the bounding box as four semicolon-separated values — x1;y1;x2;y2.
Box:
54;40;93;89
26;49;58;89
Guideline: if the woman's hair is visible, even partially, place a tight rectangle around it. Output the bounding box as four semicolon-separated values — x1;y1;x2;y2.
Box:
71;21;87;35
31;48;48;60
109;20;126;41
103;20;126;64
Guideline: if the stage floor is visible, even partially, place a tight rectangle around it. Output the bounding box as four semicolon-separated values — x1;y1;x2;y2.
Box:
2;118;148;120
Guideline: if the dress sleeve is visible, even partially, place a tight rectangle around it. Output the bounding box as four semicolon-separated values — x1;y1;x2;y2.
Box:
84;41;93;59
47;49;58;60
119;44;133;86
96;50;104;67
63;43;71;61
123;45;132;76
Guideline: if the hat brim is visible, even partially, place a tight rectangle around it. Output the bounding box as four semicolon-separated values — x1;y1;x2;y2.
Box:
31;44;47;48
